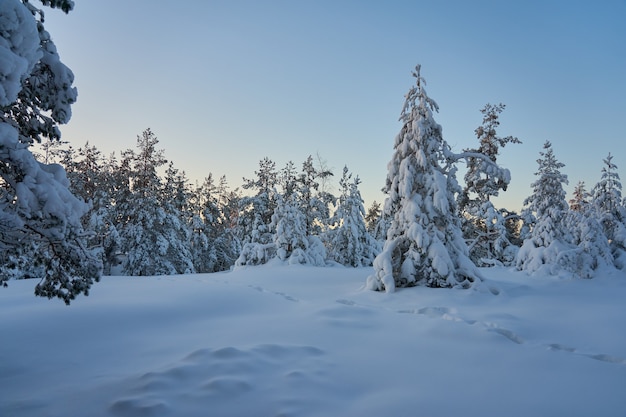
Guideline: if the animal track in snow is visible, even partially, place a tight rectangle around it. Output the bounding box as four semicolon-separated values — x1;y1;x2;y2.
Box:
335;299;625;366
248;285;299;302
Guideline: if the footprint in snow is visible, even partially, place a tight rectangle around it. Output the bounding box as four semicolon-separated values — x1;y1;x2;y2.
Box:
247;285;299;302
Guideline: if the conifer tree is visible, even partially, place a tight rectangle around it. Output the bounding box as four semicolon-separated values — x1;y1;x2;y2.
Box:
591;153;626;267
1;0;101;302
235;157;279;266
298;155;334;236
66;142;121;274
119;129;193;276
459;103;520;266
516;141;578;275
367;65;480;292
191;174;240;272
238;157;278;245
328;166;378;267
570;181;590;213
365;201;382;235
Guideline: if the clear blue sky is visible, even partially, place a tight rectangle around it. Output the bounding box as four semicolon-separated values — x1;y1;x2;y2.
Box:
43;1;626;211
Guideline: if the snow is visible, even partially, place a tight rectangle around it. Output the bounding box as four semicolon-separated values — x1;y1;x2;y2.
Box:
2;265;625;417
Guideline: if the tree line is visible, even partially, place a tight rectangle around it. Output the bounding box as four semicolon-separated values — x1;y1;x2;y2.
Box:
2;2;624;303
24;131;381;277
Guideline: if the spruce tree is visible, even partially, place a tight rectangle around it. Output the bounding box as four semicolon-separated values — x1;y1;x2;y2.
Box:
119;129;193;276
569;181;590;213
591;153;626;267
328;166;378;267
459;103;520;266
516;141;575;275
367;65;479;292
298;155;334;236
235;157;279;266
238;157;278;245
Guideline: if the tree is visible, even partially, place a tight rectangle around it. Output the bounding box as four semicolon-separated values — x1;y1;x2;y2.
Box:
118;129;193;276
569;181;590;213
238;157;278;245
591;153;626;267
328;166;378;267
459;103;520;266
516;141;576;275
364;200;381;234
1;0;101;303
65;142;121;275
366;65;480;292
191;174;240;272
298;154;334;236
235;157;279;266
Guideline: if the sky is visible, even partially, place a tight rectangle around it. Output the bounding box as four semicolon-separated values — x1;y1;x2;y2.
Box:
42;0;626;211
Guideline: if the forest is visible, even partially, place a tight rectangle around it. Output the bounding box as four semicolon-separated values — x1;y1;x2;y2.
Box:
8;91;624;295
1;0;625;303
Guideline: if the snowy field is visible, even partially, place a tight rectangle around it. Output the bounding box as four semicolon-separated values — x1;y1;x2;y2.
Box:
1;265;625;417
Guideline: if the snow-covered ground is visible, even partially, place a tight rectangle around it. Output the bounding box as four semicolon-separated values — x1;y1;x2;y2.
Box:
1;264;625;417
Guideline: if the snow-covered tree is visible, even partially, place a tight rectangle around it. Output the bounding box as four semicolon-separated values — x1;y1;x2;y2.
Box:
1;0;101;303
159;162;195;274
328;166;379;267
459;103;520;266
366;65;480;292
272;191;326;266
118;129;193;276
561;209;613;278
298;155;334;236
365;201;381;234
191;174;240;272
569;181;590;213
591;153;626;267
238;157;278;244
516;141;576;275
235;157;279;266
64;142;121;274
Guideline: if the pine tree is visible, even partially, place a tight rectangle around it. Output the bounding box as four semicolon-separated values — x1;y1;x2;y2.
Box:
191;175;240;272
591;153;626;267
328;166;379;267
516;141;577;275
1;0;101;303
459;103;520;266
159;162;194;274
67;142;120;274
364;201;381;235
118;129;194;276
298;155;334;236
235;158;279;266
569;181;590;213
272;192;311;263
238;157;278;245
367;65;479;292
271;161;327;265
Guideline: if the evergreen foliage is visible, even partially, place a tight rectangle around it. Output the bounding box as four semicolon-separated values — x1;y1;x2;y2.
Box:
515;141;611;278
1;0;100;303
459;103;520;266
118;129;194;276
367;65;480;292
328;166;379;267
591;153;626;267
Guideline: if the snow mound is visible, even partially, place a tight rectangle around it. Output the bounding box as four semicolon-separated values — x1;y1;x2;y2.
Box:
108;344;330;417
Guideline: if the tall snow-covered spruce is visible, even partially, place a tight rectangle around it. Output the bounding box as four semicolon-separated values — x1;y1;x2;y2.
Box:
366;65;480;292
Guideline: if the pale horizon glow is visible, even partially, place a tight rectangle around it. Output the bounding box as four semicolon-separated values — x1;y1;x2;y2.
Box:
42;1;626;211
